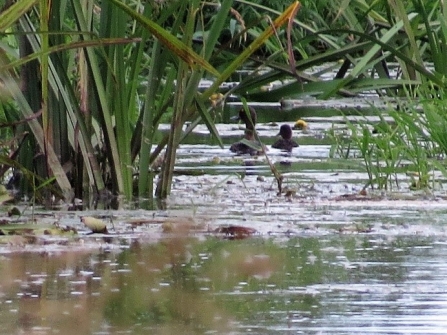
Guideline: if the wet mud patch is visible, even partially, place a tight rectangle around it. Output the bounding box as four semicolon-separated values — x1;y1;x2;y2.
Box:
0;173;446;254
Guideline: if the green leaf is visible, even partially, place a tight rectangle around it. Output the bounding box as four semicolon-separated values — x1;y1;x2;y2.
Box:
107;0;220;77
0;0;37;32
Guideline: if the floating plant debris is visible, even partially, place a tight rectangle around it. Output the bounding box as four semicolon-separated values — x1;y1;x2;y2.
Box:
214;225;258;239
81;216;108;234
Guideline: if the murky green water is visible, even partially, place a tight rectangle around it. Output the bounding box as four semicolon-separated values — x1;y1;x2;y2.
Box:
2;108;447;334
1;234;447;334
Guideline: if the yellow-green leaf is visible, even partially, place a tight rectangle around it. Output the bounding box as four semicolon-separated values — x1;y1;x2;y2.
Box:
203;1;301;99
0;0;37;32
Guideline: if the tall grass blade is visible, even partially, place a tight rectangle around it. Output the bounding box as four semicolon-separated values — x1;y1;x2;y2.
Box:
0;0;37;32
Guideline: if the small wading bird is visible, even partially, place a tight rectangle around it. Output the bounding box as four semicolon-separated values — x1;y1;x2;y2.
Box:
272;124;299;152
230;107;264;156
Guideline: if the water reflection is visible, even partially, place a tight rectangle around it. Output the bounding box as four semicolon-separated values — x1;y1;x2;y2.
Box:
1;235;447;334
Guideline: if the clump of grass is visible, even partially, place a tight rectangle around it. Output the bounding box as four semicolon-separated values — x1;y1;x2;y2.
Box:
328;93;444;191
329;112;405;190
390;109;434;190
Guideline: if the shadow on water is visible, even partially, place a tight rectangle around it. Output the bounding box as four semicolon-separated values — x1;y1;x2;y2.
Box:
1;232;447;334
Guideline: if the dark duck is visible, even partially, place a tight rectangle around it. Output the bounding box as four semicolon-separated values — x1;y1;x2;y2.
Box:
272;124;299;152
230;107;263;155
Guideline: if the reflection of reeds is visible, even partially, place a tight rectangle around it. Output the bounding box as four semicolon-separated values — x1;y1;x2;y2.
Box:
0;230;291;334
126;213;210;233
0;251;100;335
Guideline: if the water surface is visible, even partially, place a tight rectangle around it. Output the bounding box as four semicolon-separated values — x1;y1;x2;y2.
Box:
1;112;447;334
1;233;447;334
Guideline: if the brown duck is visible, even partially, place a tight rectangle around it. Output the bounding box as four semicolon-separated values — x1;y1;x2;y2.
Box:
230;107;263;155
272;124;299;152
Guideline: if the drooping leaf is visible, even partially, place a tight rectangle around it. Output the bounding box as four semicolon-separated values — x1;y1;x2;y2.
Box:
107;0;220;77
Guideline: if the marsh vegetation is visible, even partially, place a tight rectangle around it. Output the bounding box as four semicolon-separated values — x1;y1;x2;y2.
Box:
1;0;447;205
3;2;447;333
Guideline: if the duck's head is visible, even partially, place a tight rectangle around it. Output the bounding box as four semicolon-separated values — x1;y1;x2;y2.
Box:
232;107;257;129
293;119;308;130
277;124;293;140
